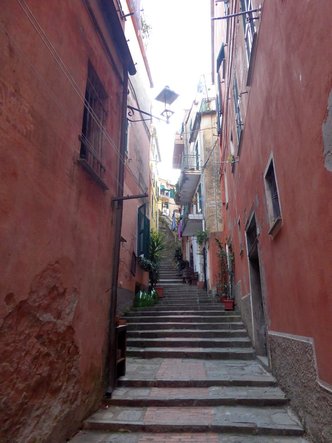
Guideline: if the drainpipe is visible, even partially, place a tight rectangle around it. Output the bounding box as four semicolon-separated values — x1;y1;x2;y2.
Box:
106;66;129;396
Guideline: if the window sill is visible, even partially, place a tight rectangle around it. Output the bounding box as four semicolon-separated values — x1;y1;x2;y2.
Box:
78;158;108;190
268;216;282;238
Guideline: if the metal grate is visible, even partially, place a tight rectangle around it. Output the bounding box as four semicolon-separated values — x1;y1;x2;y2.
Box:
79;63;107;184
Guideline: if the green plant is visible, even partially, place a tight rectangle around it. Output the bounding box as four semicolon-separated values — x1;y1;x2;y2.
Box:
134;290;157;308
196;230;209;246
149;230;165;263
138;230;165;289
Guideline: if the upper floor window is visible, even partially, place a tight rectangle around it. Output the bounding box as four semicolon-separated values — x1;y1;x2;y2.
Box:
233;76;242;143
240;0;257;66
216;73;223;135
79;63;108;187
264;158;282;236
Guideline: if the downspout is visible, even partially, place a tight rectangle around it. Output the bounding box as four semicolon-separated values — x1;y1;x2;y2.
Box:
106;66;129;395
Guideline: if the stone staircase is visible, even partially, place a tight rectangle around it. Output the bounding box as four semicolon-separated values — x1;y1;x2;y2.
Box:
70;222;308;442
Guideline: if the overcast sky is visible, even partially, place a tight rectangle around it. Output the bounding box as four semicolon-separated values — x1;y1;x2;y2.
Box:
142;0;212;182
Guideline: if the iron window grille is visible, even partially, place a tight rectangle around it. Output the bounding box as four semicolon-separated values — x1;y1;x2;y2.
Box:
240;0;257;66
79;63;108;188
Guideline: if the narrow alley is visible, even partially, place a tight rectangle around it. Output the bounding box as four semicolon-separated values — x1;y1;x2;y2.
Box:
69;221;308;442
1;1;332;442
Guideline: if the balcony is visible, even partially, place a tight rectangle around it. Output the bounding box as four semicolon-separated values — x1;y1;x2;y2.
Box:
176;155;201;205
182;213;204;237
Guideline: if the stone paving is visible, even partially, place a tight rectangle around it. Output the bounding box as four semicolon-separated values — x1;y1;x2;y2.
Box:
69;224;309;442
70;432;310;443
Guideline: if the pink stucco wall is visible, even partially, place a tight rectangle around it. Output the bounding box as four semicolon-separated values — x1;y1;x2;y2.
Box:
221;0;332;384
0;1;127;441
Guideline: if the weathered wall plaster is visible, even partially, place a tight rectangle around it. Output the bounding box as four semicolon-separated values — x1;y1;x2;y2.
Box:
322;89;332;171
0;260;80;443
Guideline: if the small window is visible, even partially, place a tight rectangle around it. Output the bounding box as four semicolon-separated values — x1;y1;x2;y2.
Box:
79;63;108;187
216;73;223;135
264;159;282;236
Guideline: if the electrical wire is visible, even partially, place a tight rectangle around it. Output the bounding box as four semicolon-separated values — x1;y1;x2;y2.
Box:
15;0;150;195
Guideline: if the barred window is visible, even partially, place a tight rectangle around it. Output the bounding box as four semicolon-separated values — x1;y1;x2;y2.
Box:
79;63;108;187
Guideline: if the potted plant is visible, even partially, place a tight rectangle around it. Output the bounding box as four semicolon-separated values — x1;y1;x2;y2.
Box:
219;283;229;303
215;239;235;310
223;297;235;311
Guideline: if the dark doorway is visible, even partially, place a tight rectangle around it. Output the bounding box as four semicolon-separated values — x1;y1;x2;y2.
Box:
246;215;267;356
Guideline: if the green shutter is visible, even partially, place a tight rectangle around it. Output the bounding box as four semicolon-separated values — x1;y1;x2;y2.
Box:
137;204;150;257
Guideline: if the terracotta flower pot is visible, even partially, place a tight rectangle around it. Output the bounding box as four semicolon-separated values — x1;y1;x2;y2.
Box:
156;286;164;298
223;299;235;311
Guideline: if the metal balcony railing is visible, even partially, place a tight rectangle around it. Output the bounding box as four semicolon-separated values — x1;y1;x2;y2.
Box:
181;154;201;171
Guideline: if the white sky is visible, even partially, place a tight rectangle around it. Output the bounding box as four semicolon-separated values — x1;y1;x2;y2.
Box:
142;0;212;183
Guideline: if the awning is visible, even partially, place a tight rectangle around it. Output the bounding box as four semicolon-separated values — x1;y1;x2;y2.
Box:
182;214;204;237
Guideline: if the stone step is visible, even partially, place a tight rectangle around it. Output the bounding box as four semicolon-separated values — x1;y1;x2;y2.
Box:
132;306;223;312
159;281;184;285
161;291;212;294
119;378;277;388
119;357;278;388
83;405;304;436
126;322;246;330
159;268;180;272
161;285;203;290
155;306;225;310
154;304;223;309
159;294;211;298
129;309;236;316
156;300;221;305
124;315;242;323
70;431;310;442
127;337;252;349
127;329;248;338
159;291;215;294
108;386;288;407
161;294;209;298
126;346;255;360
